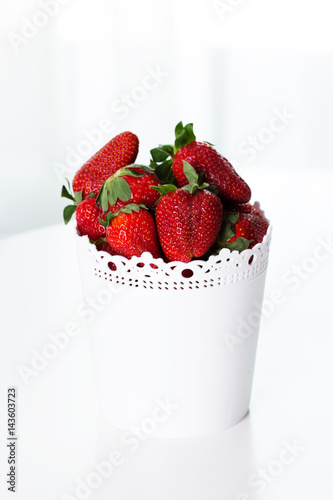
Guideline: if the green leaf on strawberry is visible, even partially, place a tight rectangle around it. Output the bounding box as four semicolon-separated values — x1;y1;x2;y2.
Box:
174;122;196;151
181;161;213;194
204;184;219;195
223;211;240;224
96;167;137;212
218;219;236;243
99;203;148;227
151;147;171;163
124;170;145;178
222;238;253;252
85;191;96;199
137;164;156;174
175;121;184;137
91;237;108;245
119;203;147;214
74;190;83;204
63;205;77;225
61;180;88;224
112;177;131;202
154;159;174;183
182;161;198;185
61;184;75;202
149;123;196;183
211;211;252;254
125;164;155;176
99;182;108;212
216;212;239;244
152;184;178;194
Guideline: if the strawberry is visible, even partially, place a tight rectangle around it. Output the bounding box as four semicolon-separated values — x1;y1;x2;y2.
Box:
61;135;143;226
154;162;223;262
229;203;269;248
150;122;251;203
233;202;268;219
95;241;117;255
96;166;160;213
75;196;106;241
213;202;269;253
226;216;256;246
72;131;139;198
173;141;251;203
105;205;161;260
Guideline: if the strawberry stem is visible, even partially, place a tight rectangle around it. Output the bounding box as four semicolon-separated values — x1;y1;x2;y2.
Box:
98;203;148;227
61;179;85;224
96;165;153;212
149;122;196;183
181;161;214;194
174;122;196;152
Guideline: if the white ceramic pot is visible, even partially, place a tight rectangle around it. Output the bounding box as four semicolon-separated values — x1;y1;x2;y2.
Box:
76;225;272;438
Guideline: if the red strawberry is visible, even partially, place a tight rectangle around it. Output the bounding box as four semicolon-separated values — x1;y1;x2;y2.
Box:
150;122;251;203
106;206;161;260
214;202;269;253
72;131;139;198
227;203;269;248
97;166;161;213
173;141;251;203
235;202;267;219
227;216;256;246
112;168;160;210
155;186;223;263
95;241;116;255
75;197;106;241
61;134;141;227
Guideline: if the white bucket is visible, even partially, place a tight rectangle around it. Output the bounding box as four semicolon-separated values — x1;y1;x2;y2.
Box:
76;225;272;438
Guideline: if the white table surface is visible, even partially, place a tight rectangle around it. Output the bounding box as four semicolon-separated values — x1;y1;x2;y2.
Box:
1;168;333;500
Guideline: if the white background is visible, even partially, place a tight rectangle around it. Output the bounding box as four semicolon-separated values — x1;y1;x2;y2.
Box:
1;0;333;234
1;1;333;499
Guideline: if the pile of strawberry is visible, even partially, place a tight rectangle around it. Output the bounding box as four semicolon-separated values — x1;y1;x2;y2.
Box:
62;122;269;263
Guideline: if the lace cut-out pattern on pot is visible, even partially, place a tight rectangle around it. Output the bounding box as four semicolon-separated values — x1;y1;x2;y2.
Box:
77;226;272;291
